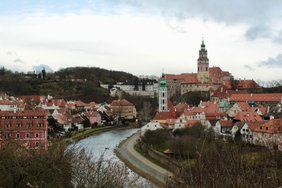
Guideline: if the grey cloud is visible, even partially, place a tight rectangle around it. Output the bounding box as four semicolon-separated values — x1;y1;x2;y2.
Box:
101;0;282;40
259;54;282;68
124;1;278;22
273;31;282;44
244;65;254;71
245;25;271;40
7;51;18;56
13;58;24;64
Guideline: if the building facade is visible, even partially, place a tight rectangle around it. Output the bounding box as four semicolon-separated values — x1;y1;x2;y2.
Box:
0;110;48;150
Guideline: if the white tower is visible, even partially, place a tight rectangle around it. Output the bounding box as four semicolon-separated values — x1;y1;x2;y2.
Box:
159;76;168;112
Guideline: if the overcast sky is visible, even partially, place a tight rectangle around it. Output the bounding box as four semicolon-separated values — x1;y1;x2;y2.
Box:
0;0;282;81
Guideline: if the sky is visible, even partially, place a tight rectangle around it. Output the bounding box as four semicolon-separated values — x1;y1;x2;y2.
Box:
0;1;282;81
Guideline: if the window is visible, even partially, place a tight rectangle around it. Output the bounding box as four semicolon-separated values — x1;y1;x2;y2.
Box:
35;133;39;138
266;127;268;130
16;133;20;139
6;124;10;128
16;123;21;128
38;123;42;127
26;133;30;138
35;142;39;147
28;123;32;127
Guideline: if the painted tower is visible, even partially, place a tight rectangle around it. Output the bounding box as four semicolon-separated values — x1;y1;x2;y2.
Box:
197;39;209;83
159;75;168;112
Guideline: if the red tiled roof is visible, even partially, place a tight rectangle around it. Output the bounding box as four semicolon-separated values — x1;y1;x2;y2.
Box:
230;93;282;102
234;80;260;89
153;111;177;120
247;106;267;115
222;71;231;77
234;111;262;122
84;111;100;118
222;80;233;89
75;100;88;107
209;67;222;77
164;73;198;83
212;86;230;98
185;120;201;126
175;103;188;112
111;99;134;106
0;109;47;117
0;100;17;105
237;102;250;111
219;120;233;127
249;119;282;134
53;99;67;107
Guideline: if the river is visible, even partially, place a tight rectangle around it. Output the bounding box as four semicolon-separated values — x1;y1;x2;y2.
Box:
70;128;157;188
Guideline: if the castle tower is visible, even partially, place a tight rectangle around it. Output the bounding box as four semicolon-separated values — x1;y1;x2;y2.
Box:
158;74;168;112
197;39;209;83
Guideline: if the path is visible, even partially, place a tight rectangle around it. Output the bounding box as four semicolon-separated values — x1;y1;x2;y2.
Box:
116;131;172;186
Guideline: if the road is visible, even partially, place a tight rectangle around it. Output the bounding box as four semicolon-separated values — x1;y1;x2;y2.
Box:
116;131;172;187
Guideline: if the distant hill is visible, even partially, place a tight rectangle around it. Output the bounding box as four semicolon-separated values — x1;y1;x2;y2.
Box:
54;67;138;84
0;66;138;103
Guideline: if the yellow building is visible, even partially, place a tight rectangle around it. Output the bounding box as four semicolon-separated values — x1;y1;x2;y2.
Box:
110;99;137;120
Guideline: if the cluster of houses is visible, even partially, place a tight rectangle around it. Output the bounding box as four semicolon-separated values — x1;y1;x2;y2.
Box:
141;40;282;151
0;93;137;150
142;77;282;151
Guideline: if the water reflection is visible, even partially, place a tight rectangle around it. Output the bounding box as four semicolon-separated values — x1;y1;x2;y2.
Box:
72;128;139;161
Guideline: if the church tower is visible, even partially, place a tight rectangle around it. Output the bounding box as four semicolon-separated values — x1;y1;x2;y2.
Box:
197;39;209;83
158;74;168;112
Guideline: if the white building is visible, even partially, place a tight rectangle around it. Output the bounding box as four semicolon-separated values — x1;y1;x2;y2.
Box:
0;100;18;111
141;121;163;136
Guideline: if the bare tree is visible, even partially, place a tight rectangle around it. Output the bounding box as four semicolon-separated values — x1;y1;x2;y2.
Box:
139;101;152;123
70;148;144;188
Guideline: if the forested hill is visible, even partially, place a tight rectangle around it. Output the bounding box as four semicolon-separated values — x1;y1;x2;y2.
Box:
0;66;138;103
54;67;138;84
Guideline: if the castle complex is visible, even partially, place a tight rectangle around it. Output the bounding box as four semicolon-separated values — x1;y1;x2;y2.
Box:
164;39;260;97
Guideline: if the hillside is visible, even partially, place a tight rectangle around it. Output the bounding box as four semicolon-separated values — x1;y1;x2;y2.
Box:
0;66;138;103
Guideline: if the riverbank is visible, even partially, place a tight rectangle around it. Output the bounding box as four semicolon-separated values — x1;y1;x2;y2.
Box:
115;131;172;187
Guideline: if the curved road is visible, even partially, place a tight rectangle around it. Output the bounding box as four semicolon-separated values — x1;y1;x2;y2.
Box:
116;131;172;186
